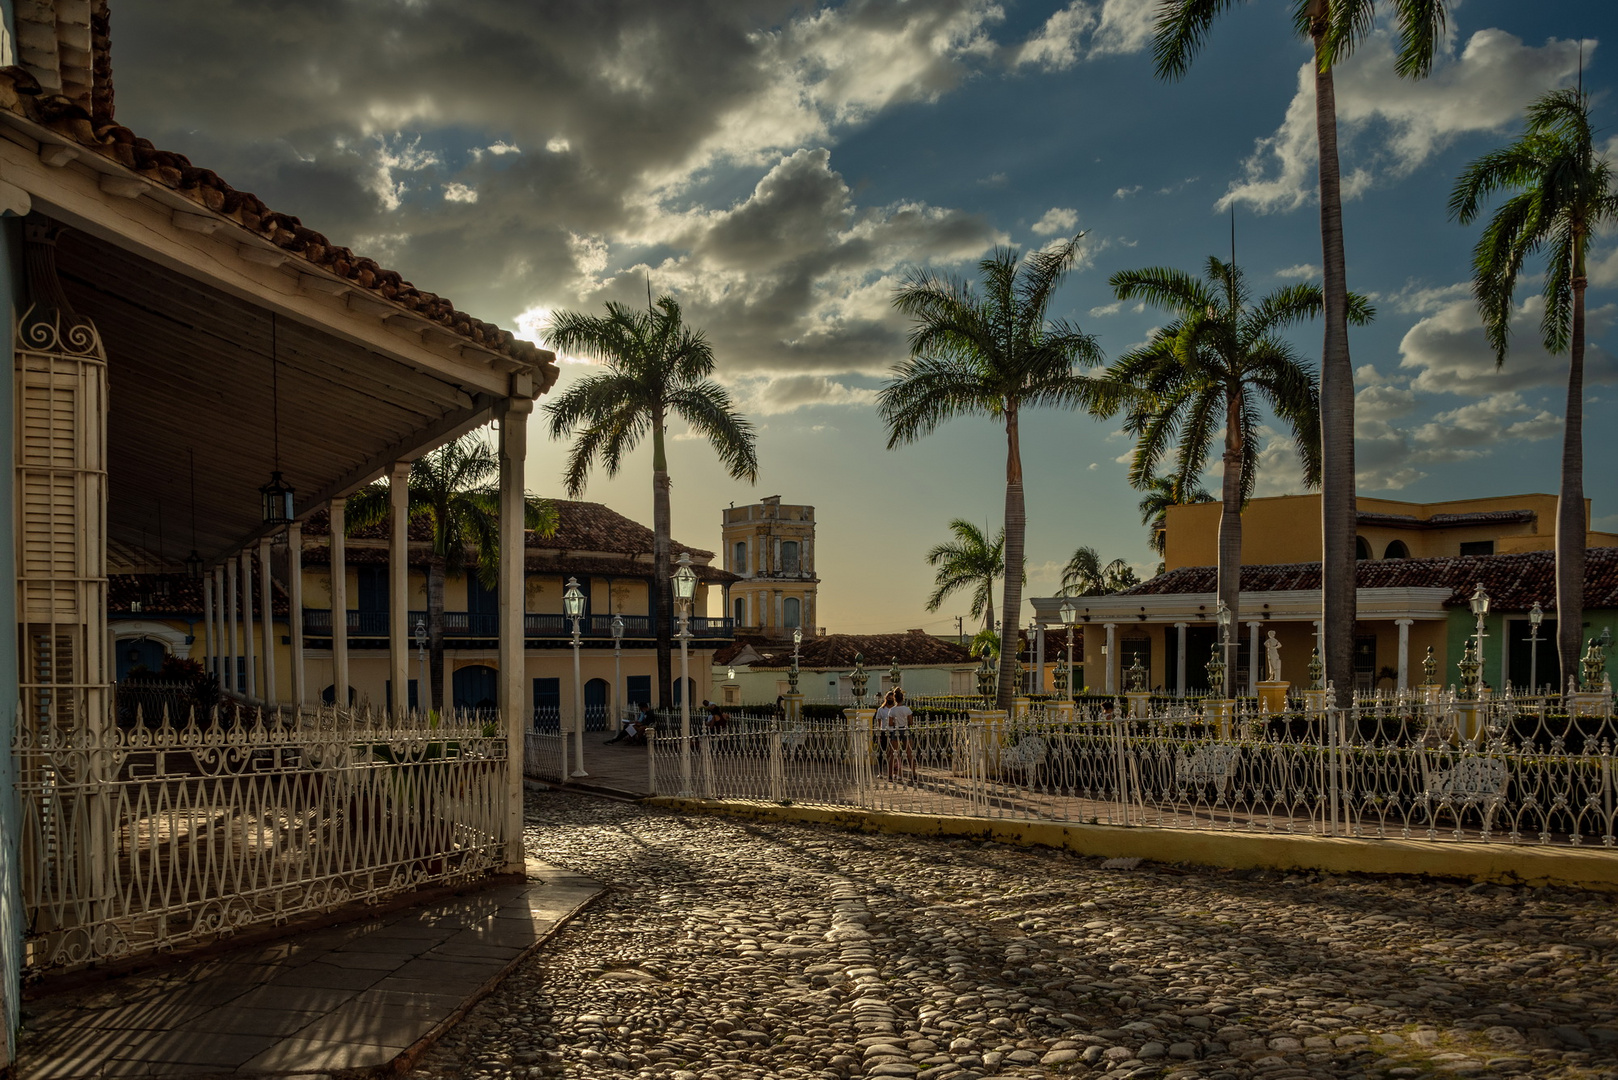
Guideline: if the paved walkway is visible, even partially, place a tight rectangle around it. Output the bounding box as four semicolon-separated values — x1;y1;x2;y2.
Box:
20;861;601;1079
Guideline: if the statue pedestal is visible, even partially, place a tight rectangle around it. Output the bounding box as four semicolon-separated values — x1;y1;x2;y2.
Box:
781;693;803;725
1455;699;1487;743
1203;698;1236;738
1303;688;1331;713
1047;699;1075;725
1572;691;1613;717
1256;680;1289;716
1125;691;1151;719
1012;696;1033;720
1419;683;1442;706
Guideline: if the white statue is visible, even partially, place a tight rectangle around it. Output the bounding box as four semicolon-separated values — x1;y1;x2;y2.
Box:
1264;630;1282;682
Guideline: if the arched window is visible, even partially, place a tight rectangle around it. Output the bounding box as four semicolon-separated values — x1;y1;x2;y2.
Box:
733;541;747;574
784;596;801;628
1355;536;1371;560
1383;539;1409;559
733;596;746;625
781;540;800;575
452;665;499;713
584;678;610;731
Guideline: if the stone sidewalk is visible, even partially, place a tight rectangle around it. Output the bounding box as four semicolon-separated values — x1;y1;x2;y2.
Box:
19;861;601;1079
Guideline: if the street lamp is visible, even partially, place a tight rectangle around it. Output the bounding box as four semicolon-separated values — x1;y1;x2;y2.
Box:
611;613;625;737
413;617;427;718
1059;598;1078;702
1215;599;1234;698
788;624;802;695
1528;601;1544;695
1469;581;1490;695
563;577;589;777
673;552;699;795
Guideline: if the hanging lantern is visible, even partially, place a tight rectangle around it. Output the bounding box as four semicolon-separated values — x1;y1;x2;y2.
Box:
185;549;204;581
260;470;295;525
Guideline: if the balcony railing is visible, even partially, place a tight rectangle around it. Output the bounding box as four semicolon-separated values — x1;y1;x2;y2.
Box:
302;609;733;640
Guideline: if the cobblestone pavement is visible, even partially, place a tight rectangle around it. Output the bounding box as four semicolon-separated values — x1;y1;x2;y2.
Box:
409;792;1618;1080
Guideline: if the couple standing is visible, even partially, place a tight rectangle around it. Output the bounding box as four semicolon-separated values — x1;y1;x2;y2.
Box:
875;689;914;780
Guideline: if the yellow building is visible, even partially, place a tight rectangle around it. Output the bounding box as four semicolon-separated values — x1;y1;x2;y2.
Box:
1165;493;1618;568
722;496;818;638
1035;493;1618;697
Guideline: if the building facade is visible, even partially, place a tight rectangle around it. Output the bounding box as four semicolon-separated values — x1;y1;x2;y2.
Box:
714;631;978;703
1037;494;1618;697
722;495;818;638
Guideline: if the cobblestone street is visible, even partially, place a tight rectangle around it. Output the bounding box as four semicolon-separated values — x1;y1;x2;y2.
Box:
410;792;1618;1080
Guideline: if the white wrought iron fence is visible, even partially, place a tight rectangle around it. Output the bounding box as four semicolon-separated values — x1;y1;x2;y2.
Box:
647;694;1617;848
17;703;509;974
523;729;566;784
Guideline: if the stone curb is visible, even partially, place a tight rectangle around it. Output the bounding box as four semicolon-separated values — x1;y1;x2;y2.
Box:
644;796;1618;892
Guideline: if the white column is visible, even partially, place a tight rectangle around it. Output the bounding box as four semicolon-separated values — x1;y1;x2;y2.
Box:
225;557;240;694
1248;621;1261;696
1034;622;1046;694
260;535;277;707
329;498;349;708
1174;622;1188;696
288;521;306;707
1396;618;1413;691
241;548;257;700
202;573;216;686
498;398;533;873
219;564;233;691
388;460;412;718
1104;623;1117;695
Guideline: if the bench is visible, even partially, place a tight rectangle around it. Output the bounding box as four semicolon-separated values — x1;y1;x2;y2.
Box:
1423;756;1509;832
1176;745;1243;791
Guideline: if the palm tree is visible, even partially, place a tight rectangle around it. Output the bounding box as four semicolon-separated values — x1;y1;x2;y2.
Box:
1450;87;1617;690
542;296;759;706
1060;547;1140;596
347;433;555;714
1153;0;1450;692
924;519;1005;634
881;237;1105;708
1097;256;1372;679
1137;474;1213;559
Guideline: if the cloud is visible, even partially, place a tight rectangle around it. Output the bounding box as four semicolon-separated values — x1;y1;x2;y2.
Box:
1114;184;1142;199
1011;0;1155;71
1032;207;1079;235
726;373;879;415
442;182;478;203
1223;29;1588;213
1353;363;1564;490
1398;296;1618;395
1273;263;1320;280
1088;301;1122;317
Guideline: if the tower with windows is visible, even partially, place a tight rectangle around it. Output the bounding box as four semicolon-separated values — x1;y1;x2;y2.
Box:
722;496;818;638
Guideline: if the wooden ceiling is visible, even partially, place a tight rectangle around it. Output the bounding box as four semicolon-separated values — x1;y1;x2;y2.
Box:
54;227;495;565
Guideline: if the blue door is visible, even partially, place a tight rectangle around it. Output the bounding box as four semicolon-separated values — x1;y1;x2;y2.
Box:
116;638;168;681
533;677;561;730
452;665;498;713
584;678;610;731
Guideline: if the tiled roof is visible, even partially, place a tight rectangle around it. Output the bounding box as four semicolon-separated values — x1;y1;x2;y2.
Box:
109;573;290;617
0;66;555;386
715;631;974;669
1125;548;1618;611
303;500;714;560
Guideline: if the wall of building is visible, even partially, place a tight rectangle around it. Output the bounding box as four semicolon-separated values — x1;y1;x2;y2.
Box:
1164;494;1605;570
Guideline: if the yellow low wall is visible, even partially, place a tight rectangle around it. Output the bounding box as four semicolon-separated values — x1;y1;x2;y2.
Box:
645;797;1618;892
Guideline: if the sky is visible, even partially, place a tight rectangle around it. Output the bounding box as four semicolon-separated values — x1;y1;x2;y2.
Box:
112;0;1617;633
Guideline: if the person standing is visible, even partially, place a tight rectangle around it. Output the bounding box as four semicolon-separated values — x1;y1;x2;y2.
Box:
887;690;915;780
874;692;893;779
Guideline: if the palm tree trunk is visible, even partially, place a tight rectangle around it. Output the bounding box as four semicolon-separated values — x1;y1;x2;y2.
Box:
983;579;995;635
651;410;674;708
1218;396;1243;695
1311;13;1357;700
997;408;1025;709
427;555;446;713
1557;238;1587;692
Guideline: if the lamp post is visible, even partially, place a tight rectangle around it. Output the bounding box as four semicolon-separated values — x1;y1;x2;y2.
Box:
611;613;625;734
1059;598;1078;702
1527;601;1543;695
1469;582;1490;696
1215;599;1234;698
563;577;589;778
413;617;427;718
673;552;698;795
